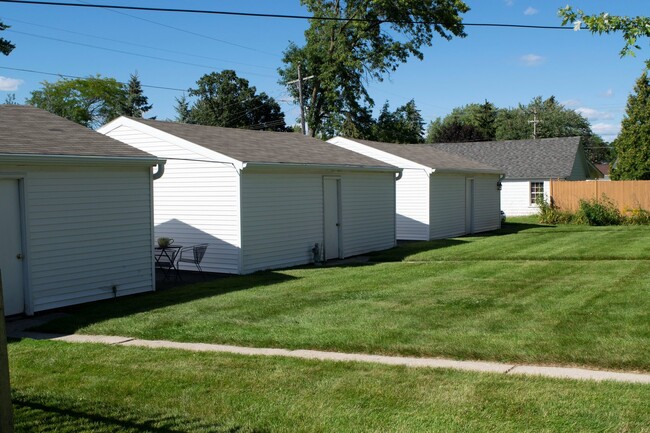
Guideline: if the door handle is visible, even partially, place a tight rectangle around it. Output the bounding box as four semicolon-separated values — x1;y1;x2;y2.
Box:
16;253;23;260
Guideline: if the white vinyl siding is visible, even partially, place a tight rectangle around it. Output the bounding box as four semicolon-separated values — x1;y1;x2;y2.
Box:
21;165;154;312
430;174;467;239
240;171;323;274
340;172;396;257
501;180;549;216
473;174;502;233
395;169;430;240
104;125;241;274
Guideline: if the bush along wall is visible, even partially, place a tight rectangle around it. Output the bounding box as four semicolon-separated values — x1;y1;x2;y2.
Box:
536;194;650;226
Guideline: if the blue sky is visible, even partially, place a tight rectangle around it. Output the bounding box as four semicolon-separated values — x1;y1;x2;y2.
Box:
1;0;647;141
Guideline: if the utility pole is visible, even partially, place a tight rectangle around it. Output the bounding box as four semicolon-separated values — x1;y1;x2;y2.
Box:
0;271;14;433
286;63;314;136
528;108;541;139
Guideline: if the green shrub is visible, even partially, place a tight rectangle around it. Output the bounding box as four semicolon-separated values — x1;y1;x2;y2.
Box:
624;207;650;225
536;196;574;224
575;195;623;226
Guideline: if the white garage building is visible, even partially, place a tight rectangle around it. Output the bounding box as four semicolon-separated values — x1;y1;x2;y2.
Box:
0;105;162;315
100;118;401;274
328;137;504;241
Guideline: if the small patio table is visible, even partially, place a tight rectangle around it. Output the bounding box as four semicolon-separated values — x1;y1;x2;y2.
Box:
154;245;183;281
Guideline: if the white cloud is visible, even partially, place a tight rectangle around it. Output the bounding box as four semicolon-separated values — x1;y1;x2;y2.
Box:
0;76;23;91
505;0;514;6
601;88;614;97
591;122;620;140
524;7;538;16
562;99;581;107
520;54;545;66
575;107;613;120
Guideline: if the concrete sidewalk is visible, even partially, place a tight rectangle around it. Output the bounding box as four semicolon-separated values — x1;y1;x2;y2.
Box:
7;316;650;385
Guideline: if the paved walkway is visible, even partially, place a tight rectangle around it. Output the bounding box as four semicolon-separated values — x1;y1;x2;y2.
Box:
7;316;650;385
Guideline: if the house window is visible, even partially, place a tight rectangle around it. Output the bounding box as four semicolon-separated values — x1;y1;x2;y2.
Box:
530;182;544;205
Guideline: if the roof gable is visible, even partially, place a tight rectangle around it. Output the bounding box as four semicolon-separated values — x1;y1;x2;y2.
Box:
429;137;585;179
0;105;157;161
341;138;502;174
127;118;395;169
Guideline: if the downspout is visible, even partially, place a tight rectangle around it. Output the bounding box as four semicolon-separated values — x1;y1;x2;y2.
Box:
152;161;166;180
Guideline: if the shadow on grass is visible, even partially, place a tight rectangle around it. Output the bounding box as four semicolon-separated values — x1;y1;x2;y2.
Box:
29;271;297;335
13;393;267;433
370;222;551;262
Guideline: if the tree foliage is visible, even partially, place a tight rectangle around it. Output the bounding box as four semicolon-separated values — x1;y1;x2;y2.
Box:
184;70;286;131
559;6;650;60
426;101;497;142
611;72;650;180
279;0;469;137
373;100;424;143
121;72;152;118
425;96;613;163
0;20;15;56
28;76;128;129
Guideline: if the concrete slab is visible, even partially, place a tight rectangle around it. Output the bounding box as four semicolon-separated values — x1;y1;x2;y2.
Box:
54;335;134;345
509;365;650;384
10;331;650;384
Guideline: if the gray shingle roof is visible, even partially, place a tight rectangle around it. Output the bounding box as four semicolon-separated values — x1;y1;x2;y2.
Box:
428;137;583;179
0;105;157;160
348;138;502;174
132;118;396;169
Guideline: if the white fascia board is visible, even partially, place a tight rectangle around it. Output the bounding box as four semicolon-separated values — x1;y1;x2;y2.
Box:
328;137;433;174
99;117;244;171
241;161;401;173
432;168;505;176
0;153;161;166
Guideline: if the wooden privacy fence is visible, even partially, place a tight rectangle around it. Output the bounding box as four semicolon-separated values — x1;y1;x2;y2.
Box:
550;180;650;212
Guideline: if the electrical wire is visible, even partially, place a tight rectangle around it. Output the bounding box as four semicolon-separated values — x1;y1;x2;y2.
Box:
7;29;278;78
0;0;583;30
1;16;277;70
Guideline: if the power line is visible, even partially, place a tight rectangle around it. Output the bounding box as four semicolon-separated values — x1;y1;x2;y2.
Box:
73;0;280;57
7;29;277;78
0;65;187;91
0;0;583;30
1;16;277;70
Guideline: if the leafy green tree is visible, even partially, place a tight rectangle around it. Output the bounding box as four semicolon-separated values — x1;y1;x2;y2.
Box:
426;101;497;142
495;96;611;163
27;76;127;128
611;72;650;180
186;70;286;131
279;0;469;137
121;72;152;118
0;21;15;56
373;100;424;143
559;6;649;60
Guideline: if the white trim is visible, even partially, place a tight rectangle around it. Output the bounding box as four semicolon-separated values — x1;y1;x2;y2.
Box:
99;117;245;171
328;137;433;174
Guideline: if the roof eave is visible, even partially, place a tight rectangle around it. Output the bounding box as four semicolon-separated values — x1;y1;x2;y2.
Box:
0;153;163;166
241;161;401;173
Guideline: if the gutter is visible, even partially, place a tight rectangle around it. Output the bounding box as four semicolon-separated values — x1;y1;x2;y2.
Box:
0;153;163;167
241;161;401;174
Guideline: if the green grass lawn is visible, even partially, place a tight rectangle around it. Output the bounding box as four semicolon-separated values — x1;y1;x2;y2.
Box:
37;222;650;371
9;339;650;433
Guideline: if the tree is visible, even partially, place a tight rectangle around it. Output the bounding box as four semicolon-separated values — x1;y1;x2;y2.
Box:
426;101;497;143
279;0;469;137
559;6;650;60
0;20;15;56
174;95;192;123
186;70;286;131
121;72;152;118
373;100;424;143
611;72;650;180
27;76;127;129
495;96;612;163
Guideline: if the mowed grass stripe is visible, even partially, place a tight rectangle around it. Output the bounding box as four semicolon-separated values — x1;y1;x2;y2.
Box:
9;340;650;433
37;256;650;371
